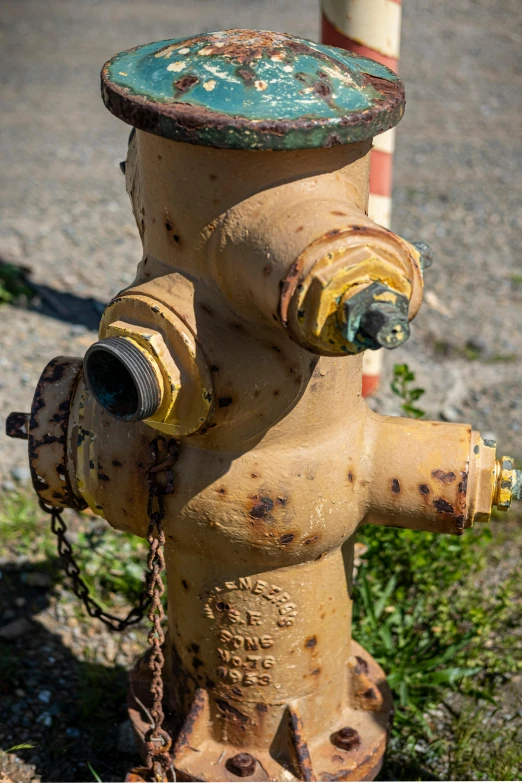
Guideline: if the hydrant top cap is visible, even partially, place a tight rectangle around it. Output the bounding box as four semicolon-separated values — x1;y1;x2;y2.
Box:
101;29;405;150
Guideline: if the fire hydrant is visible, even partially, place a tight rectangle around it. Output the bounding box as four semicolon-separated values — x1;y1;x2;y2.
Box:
7;30;522;782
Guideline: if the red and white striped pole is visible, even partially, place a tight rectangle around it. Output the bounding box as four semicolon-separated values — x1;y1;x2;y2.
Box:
321;0;402;397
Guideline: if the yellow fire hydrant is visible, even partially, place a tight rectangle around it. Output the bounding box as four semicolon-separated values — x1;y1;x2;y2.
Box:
7;30;522;782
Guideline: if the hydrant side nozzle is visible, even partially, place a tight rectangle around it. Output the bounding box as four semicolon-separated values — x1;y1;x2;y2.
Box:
84;337;162;422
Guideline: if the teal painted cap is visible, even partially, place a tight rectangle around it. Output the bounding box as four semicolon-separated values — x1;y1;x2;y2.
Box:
101;29;405;151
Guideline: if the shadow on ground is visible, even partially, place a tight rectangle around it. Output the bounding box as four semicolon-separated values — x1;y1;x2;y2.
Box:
0;257;105;331
0;558;143;782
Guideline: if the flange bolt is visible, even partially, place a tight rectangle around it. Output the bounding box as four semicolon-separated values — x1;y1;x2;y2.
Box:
331;726;361;751
226;752;257;777
84;337;162;423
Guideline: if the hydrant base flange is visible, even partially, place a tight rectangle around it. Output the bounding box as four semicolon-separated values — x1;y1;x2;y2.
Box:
126;641;392;782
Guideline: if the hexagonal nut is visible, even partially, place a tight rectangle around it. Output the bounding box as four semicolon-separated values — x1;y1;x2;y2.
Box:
494;455;516;511
101;294;214;436
292;248;413;355
470;436;497;523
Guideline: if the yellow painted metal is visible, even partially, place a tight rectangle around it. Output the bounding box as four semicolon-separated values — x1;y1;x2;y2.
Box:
16;127;516;782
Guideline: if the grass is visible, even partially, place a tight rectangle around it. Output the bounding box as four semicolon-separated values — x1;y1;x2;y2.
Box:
0;260;34;305
363;364;522;779
0;490;148;608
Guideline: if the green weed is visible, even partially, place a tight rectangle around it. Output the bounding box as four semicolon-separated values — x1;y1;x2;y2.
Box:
391;363;426;418
0;491;148;608
0;261;34;305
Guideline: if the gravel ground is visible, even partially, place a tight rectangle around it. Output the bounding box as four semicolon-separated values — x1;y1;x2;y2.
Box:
1;1;521;781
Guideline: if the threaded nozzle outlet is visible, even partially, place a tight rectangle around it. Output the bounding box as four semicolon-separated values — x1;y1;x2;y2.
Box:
84;337;161;422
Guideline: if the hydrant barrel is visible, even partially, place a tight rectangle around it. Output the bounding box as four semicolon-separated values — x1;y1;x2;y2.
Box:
8;28;522;783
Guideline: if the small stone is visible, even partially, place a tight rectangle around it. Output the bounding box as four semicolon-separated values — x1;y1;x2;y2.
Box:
10;466;31;483
38;690;52;704
2;481;16;492
23;572;52;588
440;405;463;423
14;597;26;608
0;617;32;639
65;727;81;738
37;711;52;727
466;336;487;353
69;324;86;336
15;688;26;697
20;373;31;385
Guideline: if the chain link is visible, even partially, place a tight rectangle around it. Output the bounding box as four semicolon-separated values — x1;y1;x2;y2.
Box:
42;434;179;782
143;436;178;780
40;499;150;631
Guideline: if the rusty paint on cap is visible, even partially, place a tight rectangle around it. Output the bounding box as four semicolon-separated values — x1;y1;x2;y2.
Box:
101;29;405;150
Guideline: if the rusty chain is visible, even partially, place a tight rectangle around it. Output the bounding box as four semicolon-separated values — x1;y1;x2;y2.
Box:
41;434;179;782
143;436;178;781
39;499;150;631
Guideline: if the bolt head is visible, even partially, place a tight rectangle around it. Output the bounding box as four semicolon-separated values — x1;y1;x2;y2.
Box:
331;726;361;751
226;752;257;777
341;281;411;351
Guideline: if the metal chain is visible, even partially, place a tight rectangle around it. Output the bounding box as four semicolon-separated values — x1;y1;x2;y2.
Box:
41;434;180;782
143;436;178;781
39;499;150;631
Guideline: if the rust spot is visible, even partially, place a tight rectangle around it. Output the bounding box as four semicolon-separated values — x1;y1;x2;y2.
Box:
305;636;317;648
188;643;200;653
331;210;347;216
458;471;468;495
454;515;465;530
419;484;430;496
348;472;354;483
288;707;314;780
279;533;294;545
217;487;226;495
192;657;204;669
362;687;377;700
112;459;122;467
353;655;369;675
218;397;233;408
256;703;268;713
182;579;189;590
249;496;274;519
311;667;321;675
295;225;304;233
432;469;457;484
433;498;454;513
98;472;110;482
216;699;249;724
304;535;318;545
173;687;206;755
173;73;199;96
391;478;400;494
209;173;217;181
